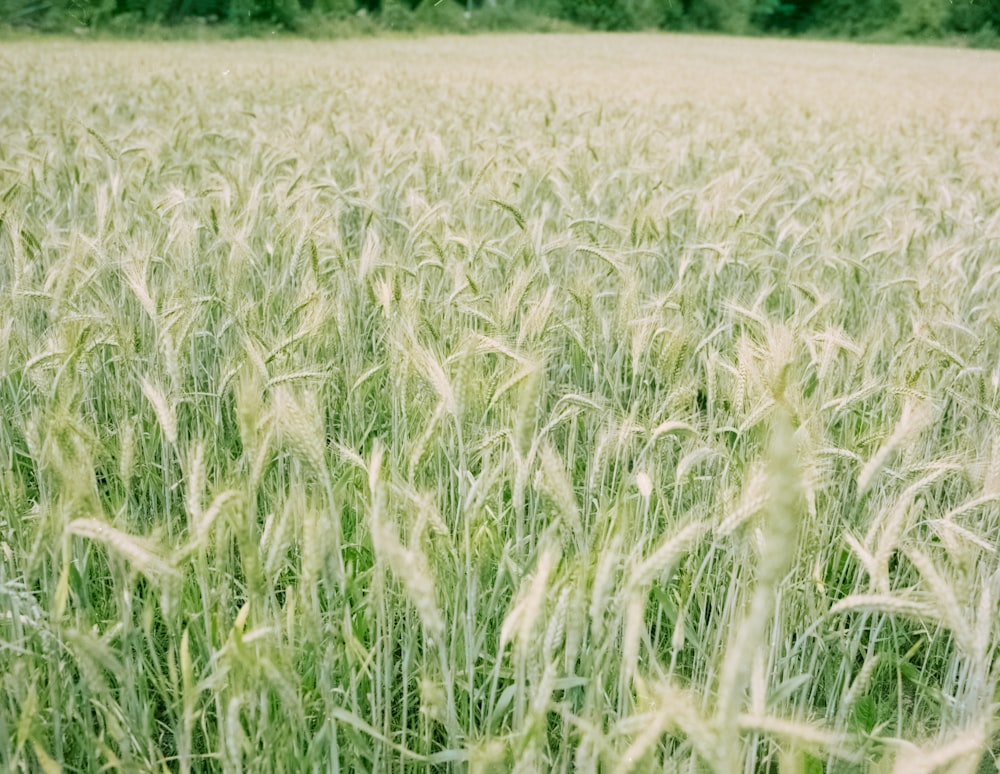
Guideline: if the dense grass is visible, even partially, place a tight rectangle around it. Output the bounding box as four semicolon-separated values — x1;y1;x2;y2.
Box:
2;35;1000;772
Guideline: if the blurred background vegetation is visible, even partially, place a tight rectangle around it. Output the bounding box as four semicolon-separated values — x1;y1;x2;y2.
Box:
1;0;999;48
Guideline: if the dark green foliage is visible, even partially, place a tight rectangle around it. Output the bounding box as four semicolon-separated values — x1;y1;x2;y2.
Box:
57;0;119;25
753;0;817;32
379;0;414;29
897;0;949;35
560;0;639;29
678;0;756;30
968;21;1000;46
412;0;468;30
307;0;355;14
0;0;996;40
950;0;1000;33
811;0;898;33
556;0;690;29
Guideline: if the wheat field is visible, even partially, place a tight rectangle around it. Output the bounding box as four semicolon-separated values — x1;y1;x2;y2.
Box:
2;34;1000;772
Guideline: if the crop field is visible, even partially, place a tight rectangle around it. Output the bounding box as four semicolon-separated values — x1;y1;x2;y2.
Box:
2;34;1000;772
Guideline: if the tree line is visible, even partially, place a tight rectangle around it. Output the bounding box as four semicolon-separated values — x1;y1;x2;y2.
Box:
2;0;998;44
